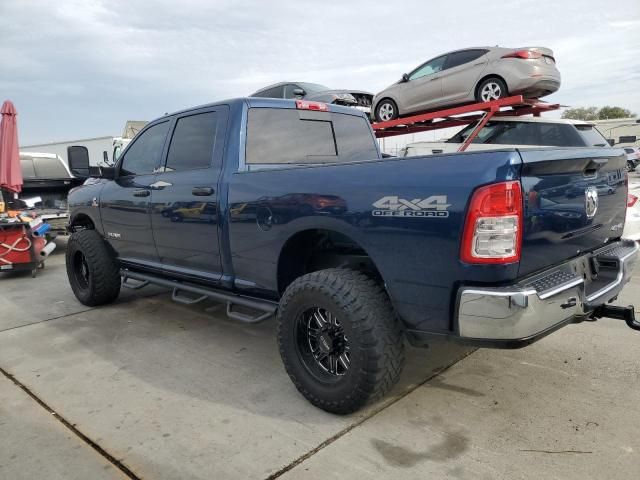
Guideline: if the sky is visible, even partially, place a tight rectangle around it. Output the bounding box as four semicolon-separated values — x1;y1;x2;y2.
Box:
1;0;639;146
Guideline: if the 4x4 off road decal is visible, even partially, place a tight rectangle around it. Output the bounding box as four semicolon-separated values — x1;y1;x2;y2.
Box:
372;195;450;218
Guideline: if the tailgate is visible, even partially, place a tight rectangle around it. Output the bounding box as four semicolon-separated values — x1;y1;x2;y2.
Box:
519;148;628;276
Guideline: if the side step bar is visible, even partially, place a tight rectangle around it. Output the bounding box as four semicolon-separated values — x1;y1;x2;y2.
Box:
121;269;277;324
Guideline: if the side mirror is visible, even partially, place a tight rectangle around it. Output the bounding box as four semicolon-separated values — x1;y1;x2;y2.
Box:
292;88;305;97
607;139;615;146
402;73;409;82
67;146;90;178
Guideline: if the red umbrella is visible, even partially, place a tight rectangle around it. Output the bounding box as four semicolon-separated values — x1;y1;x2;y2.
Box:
0;100;22;193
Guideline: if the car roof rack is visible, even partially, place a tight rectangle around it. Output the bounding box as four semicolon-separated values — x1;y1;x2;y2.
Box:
371;95;560;152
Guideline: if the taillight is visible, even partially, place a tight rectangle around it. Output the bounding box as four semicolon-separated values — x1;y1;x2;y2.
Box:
295;100;329;112
629;194;638;208
502;50;543;60
461;181;523;264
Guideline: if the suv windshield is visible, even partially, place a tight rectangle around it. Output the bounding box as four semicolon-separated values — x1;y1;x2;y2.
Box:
448;120;603;147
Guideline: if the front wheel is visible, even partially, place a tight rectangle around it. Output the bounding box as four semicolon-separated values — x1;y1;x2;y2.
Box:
66;230;121;306
277;269;405;414
476;77;508;102
375;99;399;122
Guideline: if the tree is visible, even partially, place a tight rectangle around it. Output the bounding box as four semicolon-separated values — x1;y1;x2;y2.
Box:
562;106;636;121
561;106;599;121
597;106;635;120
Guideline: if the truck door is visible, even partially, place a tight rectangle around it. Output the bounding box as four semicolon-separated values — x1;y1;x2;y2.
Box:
149;106;228;284
100;121;170;265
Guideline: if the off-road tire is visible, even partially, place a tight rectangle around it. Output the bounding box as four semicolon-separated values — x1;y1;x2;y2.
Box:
66;230;121;306
277;268;405;414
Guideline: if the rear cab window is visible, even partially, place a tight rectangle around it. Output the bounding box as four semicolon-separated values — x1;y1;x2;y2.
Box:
244;108;379;170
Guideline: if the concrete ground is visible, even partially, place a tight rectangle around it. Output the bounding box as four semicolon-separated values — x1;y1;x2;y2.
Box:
1;175;639;479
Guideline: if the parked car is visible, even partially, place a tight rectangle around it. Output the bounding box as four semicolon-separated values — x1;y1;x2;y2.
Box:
372;46;560;122
401;117;609;156
250;82;372;111
65;98;637;414
17;152;84;236
624;146;640;172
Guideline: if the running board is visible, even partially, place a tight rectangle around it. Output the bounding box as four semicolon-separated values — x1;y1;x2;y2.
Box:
121;269;277;324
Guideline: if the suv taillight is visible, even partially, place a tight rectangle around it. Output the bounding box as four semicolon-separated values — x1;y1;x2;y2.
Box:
502;50;543;60
461;181;523;264
629;194;638;208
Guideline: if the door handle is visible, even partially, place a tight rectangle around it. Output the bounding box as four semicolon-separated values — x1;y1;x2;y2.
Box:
192;186;214;196
133;189;150;197
149;180;172;190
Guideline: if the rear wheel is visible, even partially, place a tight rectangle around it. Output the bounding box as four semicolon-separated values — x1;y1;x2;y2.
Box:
277;269;405;414
375;99;399;122
628;161;636;173
66;230;121;306
476;77;508;102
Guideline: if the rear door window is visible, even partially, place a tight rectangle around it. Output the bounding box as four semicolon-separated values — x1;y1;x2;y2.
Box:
252;86;284;98
445;49;488;69
120;121;170;176
573;124;609;147
164;112;217;172
245;108;378;168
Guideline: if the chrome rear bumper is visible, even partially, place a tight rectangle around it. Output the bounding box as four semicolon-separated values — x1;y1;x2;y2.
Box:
456;240;638;341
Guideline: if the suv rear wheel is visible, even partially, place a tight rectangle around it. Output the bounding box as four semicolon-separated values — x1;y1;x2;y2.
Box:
66;230;121;306
277;268;405;414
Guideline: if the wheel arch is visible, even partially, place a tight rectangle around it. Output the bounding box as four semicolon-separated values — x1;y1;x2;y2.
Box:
276;227;386;296
375;96;400;114
68;211;98;232
474;74;509;99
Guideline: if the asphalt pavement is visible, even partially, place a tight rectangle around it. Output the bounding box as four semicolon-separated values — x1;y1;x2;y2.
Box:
1;190;639;479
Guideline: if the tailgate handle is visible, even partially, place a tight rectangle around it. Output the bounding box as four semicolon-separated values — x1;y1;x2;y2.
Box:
583;158;608;177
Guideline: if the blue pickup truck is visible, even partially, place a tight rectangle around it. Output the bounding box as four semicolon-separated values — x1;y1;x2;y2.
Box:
65;98;638;413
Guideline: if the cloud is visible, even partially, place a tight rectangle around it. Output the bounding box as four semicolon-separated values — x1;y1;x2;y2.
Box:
0;0;638;144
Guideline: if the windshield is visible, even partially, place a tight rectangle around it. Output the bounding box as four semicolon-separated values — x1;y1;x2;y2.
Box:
297;82;330;94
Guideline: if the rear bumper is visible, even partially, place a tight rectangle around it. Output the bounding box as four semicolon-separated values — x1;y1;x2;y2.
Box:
407;239;638;348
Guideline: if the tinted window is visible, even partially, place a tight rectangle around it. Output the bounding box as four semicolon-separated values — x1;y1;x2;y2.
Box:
451;121;588;147
165;112;217;172
446;49;488;69
333;114;380;161
33;157;69;178
120;121;170;176
245;109;378;167
20;158;36;179
252;86;284;98
573;125;608;147
283;84;303;99
409;56;446;80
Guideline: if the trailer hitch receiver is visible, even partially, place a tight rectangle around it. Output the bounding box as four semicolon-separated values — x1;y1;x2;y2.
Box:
593;305;640;331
